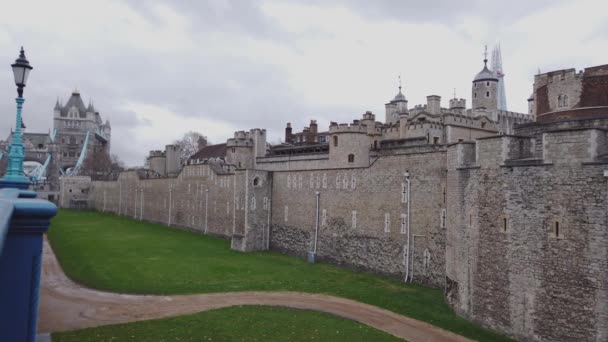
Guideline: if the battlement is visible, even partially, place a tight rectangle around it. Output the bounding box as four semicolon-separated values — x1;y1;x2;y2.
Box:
227;128;267;147
329;123;368;134
535;68;583;84
148;150;165;158
449;98;466;109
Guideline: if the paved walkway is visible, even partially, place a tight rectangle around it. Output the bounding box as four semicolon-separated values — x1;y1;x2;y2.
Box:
38;239;472;342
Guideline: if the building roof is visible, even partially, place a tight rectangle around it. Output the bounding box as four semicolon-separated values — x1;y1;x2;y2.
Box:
61;91;88;116
189;143;227;161
391;86;407;102
474;60;498;82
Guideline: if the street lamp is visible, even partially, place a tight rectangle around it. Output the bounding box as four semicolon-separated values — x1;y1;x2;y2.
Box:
1;47;33;189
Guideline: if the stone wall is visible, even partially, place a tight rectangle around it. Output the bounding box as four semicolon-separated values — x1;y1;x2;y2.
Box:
446;129;608;341
270;147;447;287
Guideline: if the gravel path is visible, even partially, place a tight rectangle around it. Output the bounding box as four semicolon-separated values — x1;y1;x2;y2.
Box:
38;238;472;342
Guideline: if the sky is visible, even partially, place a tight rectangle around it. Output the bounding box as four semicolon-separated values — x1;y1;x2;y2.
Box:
1;0;607;166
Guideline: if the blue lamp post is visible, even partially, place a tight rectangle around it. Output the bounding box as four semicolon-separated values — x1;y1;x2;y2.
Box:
0;47;33;189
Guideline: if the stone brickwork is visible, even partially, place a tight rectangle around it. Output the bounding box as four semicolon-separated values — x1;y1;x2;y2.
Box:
446;122;608;341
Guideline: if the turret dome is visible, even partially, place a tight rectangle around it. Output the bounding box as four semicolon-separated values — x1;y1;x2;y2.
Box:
474;59;498;82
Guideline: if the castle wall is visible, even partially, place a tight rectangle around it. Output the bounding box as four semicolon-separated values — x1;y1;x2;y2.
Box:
446;131;608;341
269;149;447;287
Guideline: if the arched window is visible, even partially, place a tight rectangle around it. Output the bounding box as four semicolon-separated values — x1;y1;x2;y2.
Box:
348;154;354;163
485;91;490;98
486;81;490;86
333;135;338;147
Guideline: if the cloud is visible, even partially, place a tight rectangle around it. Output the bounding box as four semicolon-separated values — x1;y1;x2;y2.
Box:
0;0;606;167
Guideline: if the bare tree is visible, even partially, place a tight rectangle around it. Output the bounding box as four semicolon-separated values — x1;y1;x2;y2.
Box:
173;131;209;165
81;150;124;181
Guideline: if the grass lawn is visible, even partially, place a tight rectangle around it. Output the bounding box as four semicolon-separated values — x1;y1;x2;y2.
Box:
48;210;511;342
53;305;402;342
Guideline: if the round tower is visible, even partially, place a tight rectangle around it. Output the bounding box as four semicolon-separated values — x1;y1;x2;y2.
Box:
472;54;498;110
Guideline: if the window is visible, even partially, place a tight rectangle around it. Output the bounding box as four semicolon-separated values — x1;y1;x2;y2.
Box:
433;137;439;144
348;154;355;163
232;147;235;153
322;209;327;226
485;91;490;98
486;81;490;86
263;197;268;210
502;217;508;232
551;220;564;239
316;174;320;188
474;83;477;88
440;208;446;228
351;210;357;229
401;183;408;203
333;136;338;147
336;174;341;189
474;92;477;98
287;175;291;189
400;213;407;234
423;249;431;269
342;174;348;189
384;213;391;233
558;94;569;108
251;196;256;210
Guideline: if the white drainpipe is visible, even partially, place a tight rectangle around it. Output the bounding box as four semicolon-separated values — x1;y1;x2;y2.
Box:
313;191;320;254
133;188;138;219
404;171;411;282
168;185;172;226
118;181;122;215
205;188;209;233
140;188;144;220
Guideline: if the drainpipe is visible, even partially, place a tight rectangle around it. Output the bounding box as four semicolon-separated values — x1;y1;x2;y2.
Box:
133;188;137;219
103;189;106;212
168;185;172;226
118;181;122;215
140;188;144;220
309;191;320;263
205;188;209;234
404;171;411;282
266;190;271;250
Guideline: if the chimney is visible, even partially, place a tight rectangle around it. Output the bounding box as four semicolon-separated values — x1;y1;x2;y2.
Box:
427;95;441;115
285;123;293;144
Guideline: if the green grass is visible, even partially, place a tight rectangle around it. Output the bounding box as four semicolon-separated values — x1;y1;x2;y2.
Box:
48;210;511;341
53;305;402;342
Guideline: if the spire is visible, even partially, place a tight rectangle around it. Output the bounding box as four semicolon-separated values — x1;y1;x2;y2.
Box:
392;75;407;102
54;97;61;110
473;45;497;82
483;45;488;67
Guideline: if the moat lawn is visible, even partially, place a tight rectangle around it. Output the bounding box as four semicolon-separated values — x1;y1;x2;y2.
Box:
48;210;511;342
54;305;402;342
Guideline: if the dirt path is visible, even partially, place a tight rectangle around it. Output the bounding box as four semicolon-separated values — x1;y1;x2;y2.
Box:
38;239;472;342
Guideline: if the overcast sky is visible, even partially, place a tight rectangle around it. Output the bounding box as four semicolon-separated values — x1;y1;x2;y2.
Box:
1;0;607;166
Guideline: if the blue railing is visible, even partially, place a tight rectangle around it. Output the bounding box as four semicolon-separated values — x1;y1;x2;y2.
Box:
0;186;57;341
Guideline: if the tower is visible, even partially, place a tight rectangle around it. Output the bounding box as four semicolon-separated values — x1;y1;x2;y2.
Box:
472;46;498;111
385;76;408;125
491;44;508;111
